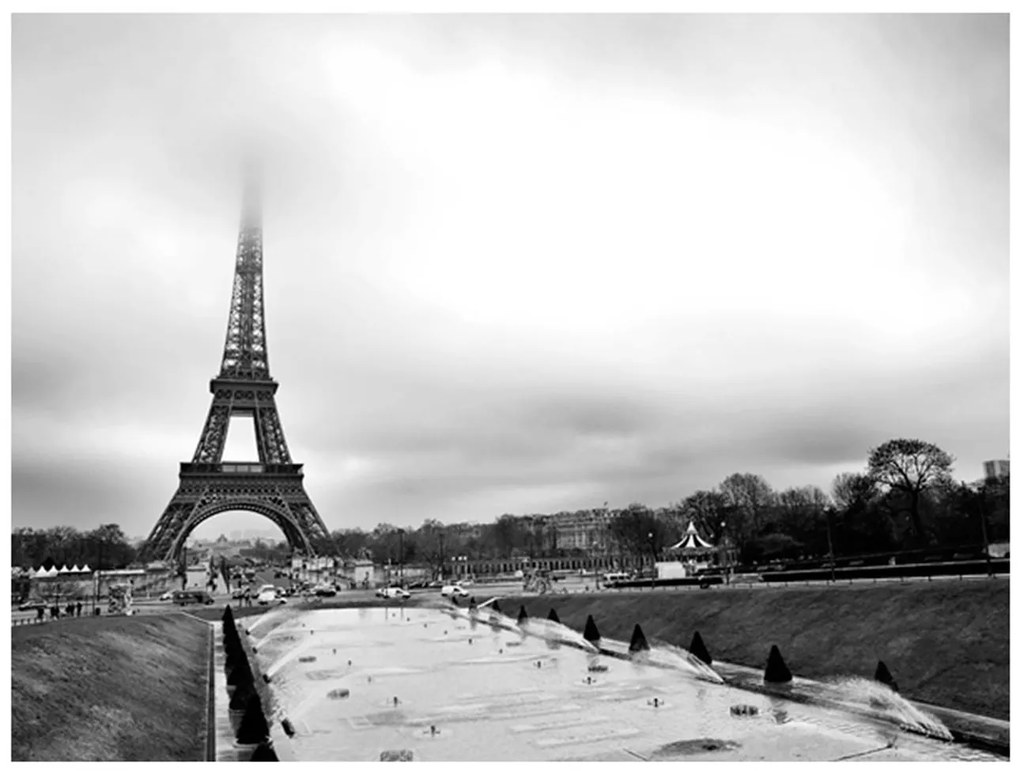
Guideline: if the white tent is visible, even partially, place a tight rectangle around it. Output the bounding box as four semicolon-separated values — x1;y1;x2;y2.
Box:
58;565;70;574
80;564;91;573
70;564;81;573
668;522;715;552
34;567;49;579
45;566;59;578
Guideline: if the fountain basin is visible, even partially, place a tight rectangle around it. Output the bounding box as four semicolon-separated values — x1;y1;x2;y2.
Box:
235;606;1000;762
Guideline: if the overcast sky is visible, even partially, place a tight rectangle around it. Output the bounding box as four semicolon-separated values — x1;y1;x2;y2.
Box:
12;14;1009;540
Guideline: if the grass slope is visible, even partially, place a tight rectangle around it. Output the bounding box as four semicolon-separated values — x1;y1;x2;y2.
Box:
497;580;1009;719
12;613;210;761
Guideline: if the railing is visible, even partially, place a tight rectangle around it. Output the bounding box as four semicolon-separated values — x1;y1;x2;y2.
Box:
604;557;1010;591
180;462;303;475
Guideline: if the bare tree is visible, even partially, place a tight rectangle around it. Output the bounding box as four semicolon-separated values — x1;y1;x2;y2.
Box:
867;438;954;544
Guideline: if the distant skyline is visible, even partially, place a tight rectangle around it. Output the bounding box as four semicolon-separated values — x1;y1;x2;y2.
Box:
13;14;1009;541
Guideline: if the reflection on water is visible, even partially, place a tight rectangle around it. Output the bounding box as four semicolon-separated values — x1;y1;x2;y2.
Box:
238;606;996;762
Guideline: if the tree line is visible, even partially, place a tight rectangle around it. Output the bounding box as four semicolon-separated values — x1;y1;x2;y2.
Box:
11;523;137;571
11;439;1009;571
326;439;1009;567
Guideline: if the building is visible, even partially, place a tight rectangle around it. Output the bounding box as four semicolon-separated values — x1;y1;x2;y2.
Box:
548;509;616;554
984;460;1010;481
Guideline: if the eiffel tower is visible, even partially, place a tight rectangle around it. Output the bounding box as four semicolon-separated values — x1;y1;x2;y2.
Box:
139;171;333;565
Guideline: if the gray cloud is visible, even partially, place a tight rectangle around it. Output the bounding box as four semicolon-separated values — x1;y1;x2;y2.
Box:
12;14;1008;539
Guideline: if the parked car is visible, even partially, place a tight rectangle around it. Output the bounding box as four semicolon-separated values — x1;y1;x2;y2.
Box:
441;585;470;599
18;600;47;611
313;584;337;597
256;584;287;605
173;590;214;606
375;586;411;600
158;590;175;601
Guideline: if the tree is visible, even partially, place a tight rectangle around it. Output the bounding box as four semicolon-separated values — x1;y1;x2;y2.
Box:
867;439;954;545
830;472;892;554
332;528;370;559
680;490;729;543
773;486;829;556
490;514;526;560
414;519;446;579
608;504;669;564
718;473;775;553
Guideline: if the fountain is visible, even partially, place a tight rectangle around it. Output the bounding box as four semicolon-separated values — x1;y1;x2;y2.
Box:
224;605;996;762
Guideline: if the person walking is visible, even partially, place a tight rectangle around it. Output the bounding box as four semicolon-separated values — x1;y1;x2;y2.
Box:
50;604;59;620
35;606;44;623
76;601;83;617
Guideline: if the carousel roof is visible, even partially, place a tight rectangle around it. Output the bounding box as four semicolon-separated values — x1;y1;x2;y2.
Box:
668;521;715;551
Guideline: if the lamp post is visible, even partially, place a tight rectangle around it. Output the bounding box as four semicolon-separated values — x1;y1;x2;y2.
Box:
825;508;836;583
720;521;730;585
979;491;992;578
397;529;405;587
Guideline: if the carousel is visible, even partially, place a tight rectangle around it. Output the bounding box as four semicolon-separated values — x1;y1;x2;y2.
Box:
666;521;718;574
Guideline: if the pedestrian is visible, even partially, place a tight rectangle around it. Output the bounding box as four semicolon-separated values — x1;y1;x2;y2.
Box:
50;604;59;620
66;602;75;618
76;602;83;617
35;606;44;623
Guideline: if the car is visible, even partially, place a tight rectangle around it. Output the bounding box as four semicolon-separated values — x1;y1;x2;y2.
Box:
173;590;214;606
375;586;411;600
159;590;175;601
441;585;470;599
256;585;287;605
18;600;47;611
313;584;337;597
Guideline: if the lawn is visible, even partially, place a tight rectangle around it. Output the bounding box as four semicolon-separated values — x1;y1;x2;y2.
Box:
495;579;1009;719
11;613;211;761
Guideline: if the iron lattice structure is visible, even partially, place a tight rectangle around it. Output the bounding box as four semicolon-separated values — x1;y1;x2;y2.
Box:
139;178;334;565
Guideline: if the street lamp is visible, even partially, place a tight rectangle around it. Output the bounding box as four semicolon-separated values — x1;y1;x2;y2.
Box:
720;521;730;585
397;529;405;586
824;508;836;583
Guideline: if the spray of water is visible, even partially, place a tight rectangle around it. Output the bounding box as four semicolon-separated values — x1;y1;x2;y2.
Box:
642;640;725;684
517;617;598;653
824;676;953;741
263;635;320;679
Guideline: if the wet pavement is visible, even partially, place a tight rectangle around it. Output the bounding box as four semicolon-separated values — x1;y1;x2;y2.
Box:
226;605;1002;762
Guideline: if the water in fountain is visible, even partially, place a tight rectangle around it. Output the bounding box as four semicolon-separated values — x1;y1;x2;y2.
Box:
263;634;320;679
517;617;598;654
641;640;725;684
823;676;953;741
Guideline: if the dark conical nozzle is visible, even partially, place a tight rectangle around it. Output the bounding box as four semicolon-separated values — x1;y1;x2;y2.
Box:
874;660;898;692
517;605;528;624
235;694;270;744
547;608;560;624
688;631;712;665
249;741;278;761
583;615;601;643
764;645;793;683
628;623;650;653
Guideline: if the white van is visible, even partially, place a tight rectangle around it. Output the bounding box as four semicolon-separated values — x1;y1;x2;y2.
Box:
441;585;470;598
602;572;630;584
